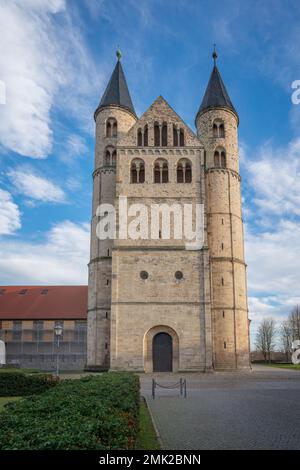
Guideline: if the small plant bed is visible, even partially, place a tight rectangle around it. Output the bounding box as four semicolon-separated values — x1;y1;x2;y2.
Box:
136;398;160;450
0;397;21;412
0;373;140;450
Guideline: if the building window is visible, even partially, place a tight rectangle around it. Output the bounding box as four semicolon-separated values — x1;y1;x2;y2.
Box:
213;120;225;138
33;320;44;341
140;271;149;280
112;150;116;166
179;128;184;147
12;320;22;341
144;125;148;147
224;341;227;349
154;159;168;183
162;122;168;146
74;320;86;342
154;122;160;146
131;159;145;183
173;125;178;147
19;289;27;295
175;271;183;280
214;148;226;168
0;289;6;295
106;118;117;137
177;159;192;183
137;128;142;146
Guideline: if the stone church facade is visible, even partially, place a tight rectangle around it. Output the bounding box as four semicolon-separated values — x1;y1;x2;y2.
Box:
87;50;250;372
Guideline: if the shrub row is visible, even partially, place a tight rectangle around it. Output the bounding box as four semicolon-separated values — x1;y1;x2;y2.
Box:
0;372;57;396
0;373;140;450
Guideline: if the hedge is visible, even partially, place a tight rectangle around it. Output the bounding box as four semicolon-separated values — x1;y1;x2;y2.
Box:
0;373;140;450
0;372;57;396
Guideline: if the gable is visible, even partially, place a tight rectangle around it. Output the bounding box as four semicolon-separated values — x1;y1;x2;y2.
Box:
117;96;204;148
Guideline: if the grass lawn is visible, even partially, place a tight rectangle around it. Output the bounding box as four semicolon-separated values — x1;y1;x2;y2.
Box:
136;398;160;450
0;368;40;374
0;397;21;411
264;363;300;370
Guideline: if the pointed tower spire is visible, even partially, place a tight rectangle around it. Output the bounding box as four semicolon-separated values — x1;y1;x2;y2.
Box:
196;47;238;123
94;51;136;120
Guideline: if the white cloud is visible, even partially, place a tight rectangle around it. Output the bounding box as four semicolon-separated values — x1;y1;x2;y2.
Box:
0;1;101;158
0;220;89;284
8;168;66;203
246;138;300;217
0;188;21;235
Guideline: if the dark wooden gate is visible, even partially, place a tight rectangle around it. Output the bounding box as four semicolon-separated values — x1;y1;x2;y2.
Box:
152;332;173;372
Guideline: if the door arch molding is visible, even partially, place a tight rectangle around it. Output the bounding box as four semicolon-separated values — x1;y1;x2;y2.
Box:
143;325;179;373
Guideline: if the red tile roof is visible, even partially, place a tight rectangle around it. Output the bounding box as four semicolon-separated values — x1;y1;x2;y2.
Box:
0;286;87;320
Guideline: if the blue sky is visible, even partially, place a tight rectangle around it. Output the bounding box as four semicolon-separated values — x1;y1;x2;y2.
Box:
0;0;300;347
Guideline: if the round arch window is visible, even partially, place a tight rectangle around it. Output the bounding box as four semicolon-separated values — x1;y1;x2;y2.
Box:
175;271;183;280
140;271;149;280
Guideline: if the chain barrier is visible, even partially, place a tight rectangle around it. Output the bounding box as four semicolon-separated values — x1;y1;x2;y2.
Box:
152;378;187;399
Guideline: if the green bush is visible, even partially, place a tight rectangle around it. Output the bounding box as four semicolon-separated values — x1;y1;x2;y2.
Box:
0;372;57;396
0;373;140;450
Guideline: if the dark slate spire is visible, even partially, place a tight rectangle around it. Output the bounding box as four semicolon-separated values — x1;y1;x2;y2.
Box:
94;50;136;120
196;47;238;122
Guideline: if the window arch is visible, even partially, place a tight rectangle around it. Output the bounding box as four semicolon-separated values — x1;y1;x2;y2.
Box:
177;159;192;183
214;148;226;168
137;128;142;147
162;122;168;146
131;158;145;184
154;122;160;147
154;158;168;183
213;119;225;138
106;118;117;138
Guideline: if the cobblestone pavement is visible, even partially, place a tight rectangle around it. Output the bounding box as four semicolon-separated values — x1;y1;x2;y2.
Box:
140;365;300;450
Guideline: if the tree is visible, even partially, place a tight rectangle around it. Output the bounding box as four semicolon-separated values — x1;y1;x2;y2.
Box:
279;320;292;362
255;318;276;362
289;305;300;341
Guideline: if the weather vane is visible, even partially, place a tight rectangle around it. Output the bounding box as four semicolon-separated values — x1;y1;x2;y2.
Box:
212;44;218;65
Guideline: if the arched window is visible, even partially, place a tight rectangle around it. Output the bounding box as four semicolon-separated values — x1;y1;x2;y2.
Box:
131;159;145;184
213;123;218;138
173;125;178;147
162;122;168;147
112;121;117;137
106;121;112;138
221;151;226;168
106;118;117;138
144;125;148;147
104;146;115;166
137;128;142;146
213;120;225;138
112;150;116;166
179;128;184;147
177;159;192;183
214;148;226;168
105;149;111;165
154;159;168;183
154;122;160;146
219;123;225;138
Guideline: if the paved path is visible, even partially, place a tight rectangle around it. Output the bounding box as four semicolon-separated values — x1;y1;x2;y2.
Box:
140;365;300;450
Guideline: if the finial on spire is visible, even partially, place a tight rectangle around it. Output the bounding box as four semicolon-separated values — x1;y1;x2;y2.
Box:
212;44;218;65
116;47;122;61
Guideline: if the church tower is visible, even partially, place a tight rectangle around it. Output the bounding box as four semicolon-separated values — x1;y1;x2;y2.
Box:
86;51;137;370
195;49;250;369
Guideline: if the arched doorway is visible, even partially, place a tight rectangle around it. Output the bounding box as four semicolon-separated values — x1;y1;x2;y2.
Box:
153;333;173;372
144;325;179;372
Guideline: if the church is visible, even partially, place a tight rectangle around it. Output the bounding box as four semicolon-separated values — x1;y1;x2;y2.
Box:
86;49;251;373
